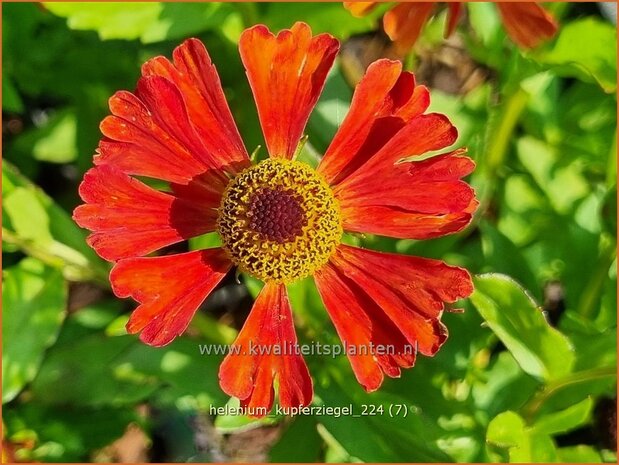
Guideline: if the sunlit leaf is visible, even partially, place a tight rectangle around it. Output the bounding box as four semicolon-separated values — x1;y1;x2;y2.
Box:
535;18;617;92
487;411;559;462
2;162;107;282
471;273;575;381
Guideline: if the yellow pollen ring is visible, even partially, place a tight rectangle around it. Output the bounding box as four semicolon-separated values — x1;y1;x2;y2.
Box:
217;158;342;284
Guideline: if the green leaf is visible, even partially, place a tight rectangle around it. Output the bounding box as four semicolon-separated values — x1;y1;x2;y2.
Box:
31;334;156;406
44;2;162;41
140;3;237;44
535;18;617;92
2;74;24;112
316;376;452;462
471;273;575;381
601;185;617;235
472;352;540;418
517;136;590;215
531;397;593;435
486;411;559;462
479;221;539;298
262;2;377;39
2;258;67;403
557;445;603;463
269;416;322;463
4;188;54;245
2;162;108;282
486;411;526;448
44;2;235;44
31;333;227;409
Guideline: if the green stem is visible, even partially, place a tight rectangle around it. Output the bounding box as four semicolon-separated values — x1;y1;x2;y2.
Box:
486;87;530;173
471;86;529;227
522;365;617;421
3;228;109;287
577;235;616;319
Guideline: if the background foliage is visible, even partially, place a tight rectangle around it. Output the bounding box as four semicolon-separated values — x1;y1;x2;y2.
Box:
2;2;617;463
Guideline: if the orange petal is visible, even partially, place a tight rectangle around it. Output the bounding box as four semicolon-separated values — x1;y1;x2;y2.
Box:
97;91;211;185
341;206;474;239
239;22;339;159
344;1;378;17
383;2;435;54
316;244;473;389
341;112;459;184
73;165;217;261
141;39;249;174
337;149;475;216
111;249;231;347
317;60;430;185
338;148;478;240
219;283;312;415
496;2;558;49
315;258;417;391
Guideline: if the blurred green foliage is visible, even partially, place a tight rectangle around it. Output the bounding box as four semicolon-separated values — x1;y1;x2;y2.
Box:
2;2;617;463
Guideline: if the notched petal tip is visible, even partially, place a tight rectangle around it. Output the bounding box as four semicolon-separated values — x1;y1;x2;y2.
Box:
239;22;339;160
218;283;313;413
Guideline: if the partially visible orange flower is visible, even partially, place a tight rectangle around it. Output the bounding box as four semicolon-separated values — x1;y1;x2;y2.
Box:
345;2;558;53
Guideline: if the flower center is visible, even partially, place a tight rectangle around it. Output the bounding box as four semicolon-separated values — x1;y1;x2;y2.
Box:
217;158;342;283
248;188;306;243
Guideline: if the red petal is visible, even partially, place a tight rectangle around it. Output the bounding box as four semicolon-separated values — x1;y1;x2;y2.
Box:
343;1;378;17
317;60;430;185
315;260;416;391
338;149;478;239
336;244;473;317
496;3;558;49
337;149;475;220
445;3;463;37
111;249;231;347
73;165;216;261
315;244;473;389
97;91;210;184
340;206;475;240
239;22;339;159
141;39;249;172
383;2;435;54
219;283;312;415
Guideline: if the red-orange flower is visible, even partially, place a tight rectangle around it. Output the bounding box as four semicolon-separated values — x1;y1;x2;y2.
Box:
74;22;476;414
345;2;558;53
